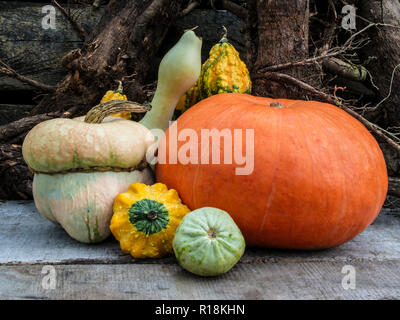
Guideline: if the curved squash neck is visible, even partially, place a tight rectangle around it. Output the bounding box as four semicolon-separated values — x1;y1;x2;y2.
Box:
138;30;202;132
139;83;178;132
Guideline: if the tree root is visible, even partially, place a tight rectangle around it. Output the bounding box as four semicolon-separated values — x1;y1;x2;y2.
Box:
52;0;88;42
0;108;78;143
0;60;56;93
0;144;32;200
214;0;248;21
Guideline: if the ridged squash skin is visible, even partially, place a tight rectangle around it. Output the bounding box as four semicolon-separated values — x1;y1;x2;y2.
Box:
175;37;251;116
110;183;190;258
199;39;251;98
175;83;200;114
23;116;153;173
173;207;245;276
157;93;388;249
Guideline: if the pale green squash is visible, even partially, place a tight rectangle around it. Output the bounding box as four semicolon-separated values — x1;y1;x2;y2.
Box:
140;30;202;131
33;170;153;243
173;207;245;276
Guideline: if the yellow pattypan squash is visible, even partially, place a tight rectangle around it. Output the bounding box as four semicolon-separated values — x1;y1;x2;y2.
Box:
100;81;131;120
110;182;191;258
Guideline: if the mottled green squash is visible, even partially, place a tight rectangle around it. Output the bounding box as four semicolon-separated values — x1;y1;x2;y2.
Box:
173;207;245;276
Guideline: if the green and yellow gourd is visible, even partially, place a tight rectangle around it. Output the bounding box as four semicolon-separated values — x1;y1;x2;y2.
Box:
110;182;190;258
22;30;202;243
175;28;251;117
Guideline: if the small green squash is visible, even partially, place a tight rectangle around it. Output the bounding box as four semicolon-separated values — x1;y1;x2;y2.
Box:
173;207;245;276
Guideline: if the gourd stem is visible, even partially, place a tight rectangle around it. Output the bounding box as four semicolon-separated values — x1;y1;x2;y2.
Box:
146;210;158;220
116;81;123;94
208;229;217;239
220;26;228;42
269;102;284;108
84;100;150;124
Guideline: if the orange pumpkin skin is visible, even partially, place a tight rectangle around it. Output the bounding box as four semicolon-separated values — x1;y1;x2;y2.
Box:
156;93;388;249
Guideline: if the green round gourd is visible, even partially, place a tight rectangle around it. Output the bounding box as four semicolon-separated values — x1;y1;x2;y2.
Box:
172;207;245;276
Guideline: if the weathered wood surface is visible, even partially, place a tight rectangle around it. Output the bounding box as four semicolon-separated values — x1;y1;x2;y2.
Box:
2;260;400;300
0;2;106;92
0;104;33;125
0;201;399;299
0;2;245;93
2;201;400;265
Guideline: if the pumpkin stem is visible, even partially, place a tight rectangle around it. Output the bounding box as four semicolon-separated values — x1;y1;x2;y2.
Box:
84;100;150;124
270;102;284;109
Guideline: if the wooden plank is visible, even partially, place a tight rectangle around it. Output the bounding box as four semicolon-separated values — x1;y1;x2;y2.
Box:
1;201;400;299
0;104;34;125
1;201;400;265
0;2;105;91
0;201;133;265
0;3;245;93
0;260;399;300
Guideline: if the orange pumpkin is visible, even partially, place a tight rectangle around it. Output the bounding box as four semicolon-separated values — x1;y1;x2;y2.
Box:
156;93;388;249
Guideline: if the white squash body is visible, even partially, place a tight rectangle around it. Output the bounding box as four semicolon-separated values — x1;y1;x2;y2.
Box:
33;169;153;243
24;116;156;243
